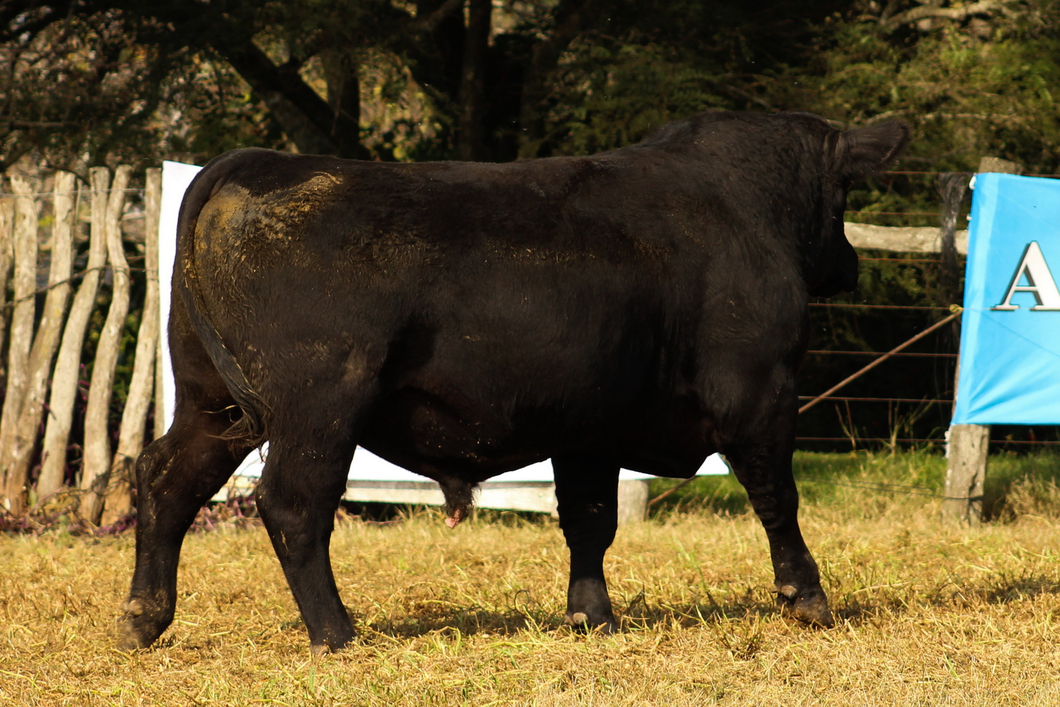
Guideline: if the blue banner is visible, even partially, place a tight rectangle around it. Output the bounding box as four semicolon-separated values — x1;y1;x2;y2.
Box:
952;173;1060;425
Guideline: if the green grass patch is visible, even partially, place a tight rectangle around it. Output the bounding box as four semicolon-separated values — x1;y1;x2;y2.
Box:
649;449;1060;521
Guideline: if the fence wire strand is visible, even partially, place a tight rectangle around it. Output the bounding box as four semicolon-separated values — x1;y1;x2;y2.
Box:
0;264;152;311
5;170;1060;520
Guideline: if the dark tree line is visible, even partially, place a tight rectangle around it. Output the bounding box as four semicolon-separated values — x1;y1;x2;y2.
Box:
3;0;1060;450
6;1;1055;175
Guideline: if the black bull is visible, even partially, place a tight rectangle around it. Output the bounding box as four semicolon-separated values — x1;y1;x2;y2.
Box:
119;111;909;652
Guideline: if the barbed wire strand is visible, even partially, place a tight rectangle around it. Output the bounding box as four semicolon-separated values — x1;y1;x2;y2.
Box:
5;175;1057;513
0;264;153;312
0;188;146;199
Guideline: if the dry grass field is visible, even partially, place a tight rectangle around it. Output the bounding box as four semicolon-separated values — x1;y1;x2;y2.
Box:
3;451;1060;706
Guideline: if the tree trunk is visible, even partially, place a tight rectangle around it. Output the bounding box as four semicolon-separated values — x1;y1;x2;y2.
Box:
0;175;40;513
517;0;596;158
38;170;107;498
456;0;491;161
0;191;13;372
3;172;76;513
78;165;132;524
415;0;469;104
100;168;161;526
322;51;363;155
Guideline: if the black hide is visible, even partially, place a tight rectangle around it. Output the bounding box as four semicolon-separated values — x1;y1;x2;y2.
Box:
120;111;909;652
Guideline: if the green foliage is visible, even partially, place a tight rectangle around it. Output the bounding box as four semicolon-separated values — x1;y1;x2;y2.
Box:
772;1;1060;174
543;41;729;157
8;0;1060;458
159;54;289;159
7;1;1059;173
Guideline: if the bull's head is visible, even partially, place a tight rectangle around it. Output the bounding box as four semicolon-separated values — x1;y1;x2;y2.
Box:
807;120;910;297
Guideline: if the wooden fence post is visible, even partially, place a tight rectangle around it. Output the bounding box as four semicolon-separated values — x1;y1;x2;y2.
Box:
943;156;1024;524
152;177;166;437
101;168;162;525
79;165;133;523
37;172;106;498
1;172;77;513
1;176;40;512
0;189;13;370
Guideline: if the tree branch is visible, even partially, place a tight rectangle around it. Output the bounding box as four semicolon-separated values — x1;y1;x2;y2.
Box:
63;0;370;157
8;120;81;128
216;37;365;157
880;0;1008;32
412;0;465;34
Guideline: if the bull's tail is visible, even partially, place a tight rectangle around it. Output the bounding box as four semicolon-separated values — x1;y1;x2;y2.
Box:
175;150;271;445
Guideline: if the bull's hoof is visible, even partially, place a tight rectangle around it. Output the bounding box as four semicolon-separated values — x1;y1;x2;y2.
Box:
117;624;150;651
774;584;834;628
563;611;617;634
308;636;356;655
116;597;169;651
308;624;357;655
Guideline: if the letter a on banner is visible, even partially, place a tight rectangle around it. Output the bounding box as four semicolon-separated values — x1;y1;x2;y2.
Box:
992;241;1060;311
952;173;1060;425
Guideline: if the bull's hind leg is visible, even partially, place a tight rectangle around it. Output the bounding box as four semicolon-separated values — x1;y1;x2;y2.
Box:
254;426;358;654
552;454;620;633
724;394;833;628
119;400;254;649
119;291;257;650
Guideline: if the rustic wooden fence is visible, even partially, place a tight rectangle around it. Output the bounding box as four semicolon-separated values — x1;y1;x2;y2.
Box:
0;161;1051;528
0;167;161;525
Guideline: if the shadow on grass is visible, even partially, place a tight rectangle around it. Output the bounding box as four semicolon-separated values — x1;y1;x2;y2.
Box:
366;607;560;638
356;567;1060;645
828;571;1060;626
621;588;780;630
364;585;784;639
928;571;1060;607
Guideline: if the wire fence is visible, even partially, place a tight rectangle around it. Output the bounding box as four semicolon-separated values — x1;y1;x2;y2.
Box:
3;166;1059;526
0;167;160;522
796;169;1060;452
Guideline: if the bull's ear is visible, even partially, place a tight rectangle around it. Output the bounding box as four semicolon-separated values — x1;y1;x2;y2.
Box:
837;121;911;181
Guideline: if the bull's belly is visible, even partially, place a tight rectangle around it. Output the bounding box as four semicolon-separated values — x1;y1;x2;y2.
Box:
357;389;712;483
358;394;563;483
359;437;549;484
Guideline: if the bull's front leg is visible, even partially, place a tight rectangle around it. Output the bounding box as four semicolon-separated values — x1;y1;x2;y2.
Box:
551;454;620;633
725;396;833;628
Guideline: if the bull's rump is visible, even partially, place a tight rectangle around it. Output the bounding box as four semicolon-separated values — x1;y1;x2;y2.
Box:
183;149;718;480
